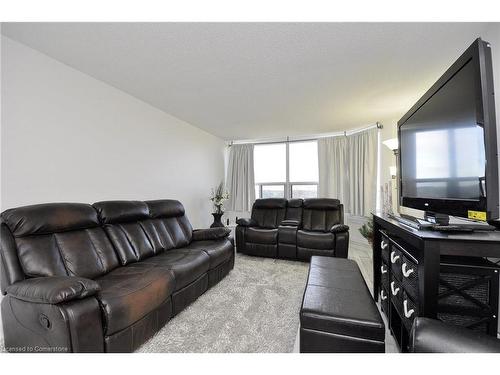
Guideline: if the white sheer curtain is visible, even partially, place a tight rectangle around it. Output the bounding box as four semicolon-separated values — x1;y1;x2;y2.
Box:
318;127;378;217
318;136;349;207
226;144;255;212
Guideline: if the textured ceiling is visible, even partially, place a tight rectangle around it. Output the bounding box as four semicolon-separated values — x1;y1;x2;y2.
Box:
1;22;495;140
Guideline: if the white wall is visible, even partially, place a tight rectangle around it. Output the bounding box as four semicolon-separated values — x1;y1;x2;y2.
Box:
0;36;225;226
0;37;226;343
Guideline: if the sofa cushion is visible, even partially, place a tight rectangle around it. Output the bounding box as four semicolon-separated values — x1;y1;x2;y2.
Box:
93;200;194;266
1;203;119;278
146;200;193;246
183;239;233;268
95;263;175;335
297;230;334;250
93;201;149;224
140;249;210;291
146;200;185;218
1;203;99;237
246;227;278;244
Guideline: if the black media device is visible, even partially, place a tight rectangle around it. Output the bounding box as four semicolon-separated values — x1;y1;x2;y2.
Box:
398;38;499;228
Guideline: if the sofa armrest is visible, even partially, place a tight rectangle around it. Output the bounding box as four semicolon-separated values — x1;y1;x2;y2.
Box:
330;224;349;233
409;317;500;353
6;276;100;304
280;219;299;227
192;227;231;241
236;218;257;227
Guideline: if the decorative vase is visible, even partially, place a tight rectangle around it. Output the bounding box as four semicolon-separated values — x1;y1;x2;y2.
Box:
210;212;224;228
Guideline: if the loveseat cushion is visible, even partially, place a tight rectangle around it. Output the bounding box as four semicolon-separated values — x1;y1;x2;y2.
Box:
95;263;175;335
182;239;233;268
301;199;343;232
251;199;287;229
140;249;210;291
297;230;334;250
246;227;278;244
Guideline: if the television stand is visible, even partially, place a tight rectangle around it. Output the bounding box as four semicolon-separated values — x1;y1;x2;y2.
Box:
390;213;499;232
373;213;500;352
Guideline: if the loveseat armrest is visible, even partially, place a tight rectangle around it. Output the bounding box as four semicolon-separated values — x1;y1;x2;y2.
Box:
192;227;231;241
6;276;100;304
236;218;257;227
330;224;349;258
409;317;500;353
280;219;299;227
330;224;349;233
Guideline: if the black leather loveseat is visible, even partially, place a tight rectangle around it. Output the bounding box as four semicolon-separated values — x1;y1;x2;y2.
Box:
236;198;349;260
0;200;234;353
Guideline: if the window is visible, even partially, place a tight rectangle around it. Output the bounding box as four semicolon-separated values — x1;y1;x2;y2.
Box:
289;141;318;198
291;184;317;199
254;141;318;199
254;143;286;198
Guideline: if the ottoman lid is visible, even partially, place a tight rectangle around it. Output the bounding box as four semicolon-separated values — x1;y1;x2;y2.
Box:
300;257;385;342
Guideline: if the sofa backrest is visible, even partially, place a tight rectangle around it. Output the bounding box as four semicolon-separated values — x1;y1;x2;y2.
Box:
250;198;287;229
301;199;344;232
93;199;193;266
0;203;120;283
285;199;303;223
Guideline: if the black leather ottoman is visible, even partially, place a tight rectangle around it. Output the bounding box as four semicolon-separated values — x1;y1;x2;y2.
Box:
300;256;385;353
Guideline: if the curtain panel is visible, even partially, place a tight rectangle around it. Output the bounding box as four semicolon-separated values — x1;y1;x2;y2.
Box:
226;144;255;212
318;127;378;217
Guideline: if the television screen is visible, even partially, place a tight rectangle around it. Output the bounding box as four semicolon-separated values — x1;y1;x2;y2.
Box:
400;60;486;202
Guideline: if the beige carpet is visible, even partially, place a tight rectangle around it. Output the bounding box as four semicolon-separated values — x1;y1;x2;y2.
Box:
137;254;309;352
0;254;310;353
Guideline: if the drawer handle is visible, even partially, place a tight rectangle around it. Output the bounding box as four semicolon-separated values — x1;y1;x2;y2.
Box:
403;300;415;318
381;241;388;250
380;290;387;301
402;263;414;278
381;265;388;274
390;281;400;296
390;251;400;264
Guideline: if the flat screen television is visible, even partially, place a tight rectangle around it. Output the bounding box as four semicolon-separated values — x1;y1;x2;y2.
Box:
398;38;499;223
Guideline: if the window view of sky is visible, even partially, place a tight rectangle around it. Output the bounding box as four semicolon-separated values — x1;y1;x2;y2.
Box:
254;141;319;199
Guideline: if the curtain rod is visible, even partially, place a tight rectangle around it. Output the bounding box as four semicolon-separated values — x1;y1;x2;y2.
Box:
228;122;382;146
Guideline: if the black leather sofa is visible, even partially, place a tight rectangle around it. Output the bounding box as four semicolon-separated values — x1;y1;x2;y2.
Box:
236;198;349;260
0;200;234;353
409;317;500;353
